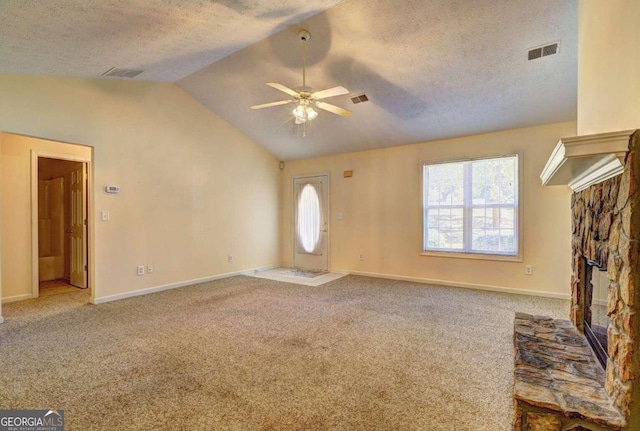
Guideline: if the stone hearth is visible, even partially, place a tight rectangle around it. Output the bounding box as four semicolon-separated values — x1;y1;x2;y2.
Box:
514;313;624;430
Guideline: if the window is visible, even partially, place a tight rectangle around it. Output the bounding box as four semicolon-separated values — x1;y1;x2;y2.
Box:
422;154;519;257
296;183;322;254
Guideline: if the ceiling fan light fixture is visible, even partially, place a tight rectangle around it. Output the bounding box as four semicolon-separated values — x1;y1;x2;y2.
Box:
292;103;318;123
307;106;318;121
293;104;307;122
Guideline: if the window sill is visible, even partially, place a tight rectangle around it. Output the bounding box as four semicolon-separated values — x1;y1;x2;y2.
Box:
420;250;523;262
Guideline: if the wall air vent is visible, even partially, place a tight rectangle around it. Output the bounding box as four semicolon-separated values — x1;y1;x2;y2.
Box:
102;67;145;79
350;94;369;104
527;42;560;61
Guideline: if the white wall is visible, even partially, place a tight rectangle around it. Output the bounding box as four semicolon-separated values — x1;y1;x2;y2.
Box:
578;0;640;135
0;75;280;307
282;122;576;297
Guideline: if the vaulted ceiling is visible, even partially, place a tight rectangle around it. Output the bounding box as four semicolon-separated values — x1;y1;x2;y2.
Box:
0;0;578;160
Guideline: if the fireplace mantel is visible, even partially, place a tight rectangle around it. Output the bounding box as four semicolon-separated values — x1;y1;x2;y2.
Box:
540;129;636;192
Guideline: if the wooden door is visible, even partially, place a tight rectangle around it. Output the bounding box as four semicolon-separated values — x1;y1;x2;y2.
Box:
70;163;87;288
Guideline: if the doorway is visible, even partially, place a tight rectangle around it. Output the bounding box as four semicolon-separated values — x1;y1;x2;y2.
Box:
34;156;88;297
0;133;93;311
293;174;329;271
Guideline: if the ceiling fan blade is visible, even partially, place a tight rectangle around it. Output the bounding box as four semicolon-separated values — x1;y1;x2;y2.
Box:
251;100;294;110
267;82;300;98
316;102;352;117
312;86;349;100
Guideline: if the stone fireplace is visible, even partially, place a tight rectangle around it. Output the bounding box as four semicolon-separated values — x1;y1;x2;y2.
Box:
570;130;640;425
514;130;639;431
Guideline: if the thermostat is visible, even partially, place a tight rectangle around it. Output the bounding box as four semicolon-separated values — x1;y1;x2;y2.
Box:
104;185;120;194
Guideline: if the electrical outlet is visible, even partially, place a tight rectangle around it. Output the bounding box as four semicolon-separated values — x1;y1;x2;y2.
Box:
228;254;234;263
337;212;343;220
525;265;533;275
137;266;145;276
359;254;364;261
147;265;153;274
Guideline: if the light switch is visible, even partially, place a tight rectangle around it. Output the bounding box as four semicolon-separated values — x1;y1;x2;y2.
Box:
337;212;343;220
101;211;110;221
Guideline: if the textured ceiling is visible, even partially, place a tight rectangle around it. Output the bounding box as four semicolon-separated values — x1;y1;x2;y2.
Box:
0;0;343;81
0;0;578;161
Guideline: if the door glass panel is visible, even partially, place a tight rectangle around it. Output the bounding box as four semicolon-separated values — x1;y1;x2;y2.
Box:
297;184;321;253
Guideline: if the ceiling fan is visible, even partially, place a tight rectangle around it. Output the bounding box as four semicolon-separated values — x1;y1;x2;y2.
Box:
251;29;352;125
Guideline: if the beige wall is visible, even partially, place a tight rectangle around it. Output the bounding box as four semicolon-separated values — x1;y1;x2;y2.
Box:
282;122;576;296
578;0;640;135
0;75;280;306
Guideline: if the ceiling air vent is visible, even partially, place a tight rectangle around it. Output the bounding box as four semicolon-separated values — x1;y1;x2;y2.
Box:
350;94;369;104
527;42;560;61
542;43;558;56
528;48;543;61
102;67;145;79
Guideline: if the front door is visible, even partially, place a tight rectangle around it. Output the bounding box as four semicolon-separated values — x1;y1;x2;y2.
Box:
70;163;87;288
293;175;329;271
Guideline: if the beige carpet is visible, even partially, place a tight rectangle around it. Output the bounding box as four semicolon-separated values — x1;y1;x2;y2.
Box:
0;275;568;430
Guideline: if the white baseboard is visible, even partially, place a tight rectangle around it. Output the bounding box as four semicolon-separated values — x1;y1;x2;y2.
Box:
91;265;279;305
1;293;35;304
2;265;567;307
341;270;570;300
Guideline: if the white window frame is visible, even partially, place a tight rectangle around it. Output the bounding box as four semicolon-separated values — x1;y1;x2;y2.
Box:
420;153;523;262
